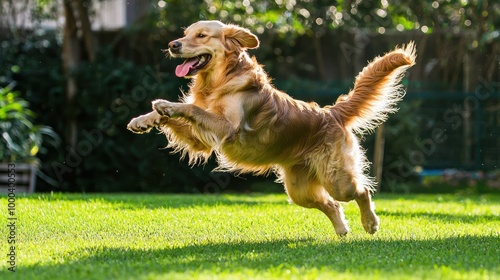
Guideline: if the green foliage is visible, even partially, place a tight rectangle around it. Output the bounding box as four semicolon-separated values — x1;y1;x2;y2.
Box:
19;0;500;39
192;0;499;37
0;84;58;163
0;193;498;279
1;0;498;192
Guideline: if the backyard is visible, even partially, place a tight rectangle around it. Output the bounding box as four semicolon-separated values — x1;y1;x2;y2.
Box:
1;1;499;279
1;192;498;279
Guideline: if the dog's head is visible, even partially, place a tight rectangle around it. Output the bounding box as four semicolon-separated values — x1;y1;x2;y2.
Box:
167;20;259;78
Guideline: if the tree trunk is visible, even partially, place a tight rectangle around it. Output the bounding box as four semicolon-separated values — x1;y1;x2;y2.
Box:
62;0;95;150
62;0;80;150
75;0;96;62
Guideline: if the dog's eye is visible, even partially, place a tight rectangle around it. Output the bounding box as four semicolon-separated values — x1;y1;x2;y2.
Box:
197;33;206;38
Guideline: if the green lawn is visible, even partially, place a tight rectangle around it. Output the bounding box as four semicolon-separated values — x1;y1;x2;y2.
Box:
1;193;499;279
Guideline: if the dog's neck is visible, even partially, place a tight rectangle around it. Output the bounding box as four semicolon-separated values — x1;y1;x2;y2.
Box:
190;51;268;103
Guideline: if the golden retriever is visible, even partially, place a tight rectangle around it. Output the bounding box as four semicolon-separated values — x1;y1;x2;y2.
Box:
127;20;416;236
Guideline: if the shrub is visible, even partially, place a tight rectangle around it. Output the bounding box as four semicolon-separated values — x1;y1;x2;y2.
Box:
0;84;59;164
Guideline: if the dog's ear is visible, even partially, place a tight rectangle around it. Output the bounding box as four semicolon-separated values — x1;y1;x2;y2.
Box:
223;25;260;51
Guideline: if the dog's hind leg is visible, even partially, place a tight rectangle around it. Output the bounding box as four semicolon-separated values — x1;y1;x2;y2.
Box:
354;187;380;234
314;136;380;234
325;173;380;234
281;164;349;236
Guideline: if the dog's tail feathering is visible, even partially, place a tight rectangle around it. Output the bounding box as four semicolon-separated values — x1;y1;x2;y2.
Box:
332;42;416;135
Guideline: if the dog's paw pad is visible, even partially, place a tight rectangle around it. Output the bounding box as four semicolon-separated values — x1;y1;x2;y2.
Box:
127;118;153;134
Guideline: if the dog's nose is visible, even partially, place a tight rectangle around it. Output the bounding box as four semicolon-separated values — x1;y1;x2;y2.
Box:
169;41;182;52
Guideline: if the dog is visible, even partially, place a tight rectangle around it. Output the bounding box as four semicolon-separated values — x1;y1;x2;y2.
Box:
127;20;416;236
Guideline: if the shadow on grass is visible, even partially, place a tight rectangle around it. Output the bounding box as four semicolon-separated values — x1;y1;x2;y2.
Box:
12;235;500;279
377;210;500;224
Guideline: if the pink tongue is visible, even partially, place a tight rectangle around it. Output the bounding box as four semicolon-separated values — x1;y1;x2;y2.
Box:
175;57;198;77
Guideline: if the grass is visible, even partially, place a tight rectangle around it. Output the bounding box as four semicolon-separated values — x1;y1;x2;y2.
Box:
0;192;499;279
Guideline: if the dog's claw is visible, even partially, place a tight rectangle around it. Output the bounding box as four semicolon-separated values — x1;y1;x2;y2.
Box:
337;231;349;238
127;117;154;134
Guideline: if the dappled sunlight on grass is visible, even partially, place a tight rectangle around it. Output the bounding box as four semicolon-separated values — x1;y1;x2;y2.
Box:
0;193;498;279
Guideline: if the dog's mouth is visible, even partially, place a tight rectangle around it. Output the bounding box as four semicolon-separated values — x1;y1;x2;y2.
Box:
175;54;212;77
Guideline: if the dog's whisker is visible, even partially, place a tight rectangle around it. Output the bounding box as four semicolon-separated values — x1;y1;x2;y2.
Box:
161;48;171;58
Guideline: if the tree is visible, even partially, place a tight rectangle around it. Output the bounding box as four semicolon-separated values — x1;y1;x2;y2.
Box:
1;0;498;192
62;0;95;150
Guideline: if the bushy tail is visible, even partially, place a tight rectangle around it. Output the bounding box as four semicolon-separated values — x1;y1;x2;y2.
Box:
332;42;416;134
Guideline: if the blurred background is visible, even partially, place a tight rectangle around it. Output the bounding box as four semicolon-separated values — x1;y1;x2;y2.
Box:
0;0;498;194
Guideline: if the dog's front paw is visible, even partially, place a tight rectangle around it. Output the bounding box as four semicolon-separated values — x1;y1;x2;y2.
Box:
127;116;155;134
152;99;177;117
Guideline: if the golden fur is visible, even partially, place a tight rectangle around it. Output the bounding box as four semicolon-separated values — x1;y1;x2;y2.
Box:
127;20;416;236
